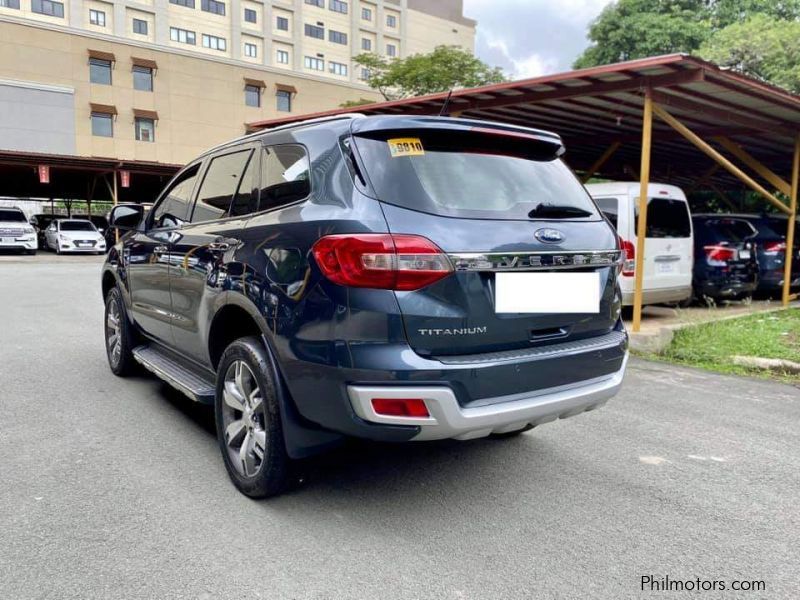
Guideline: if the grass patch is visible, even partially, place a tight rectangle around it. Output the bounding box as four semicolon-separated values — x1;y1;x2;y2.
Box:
643;308;800;383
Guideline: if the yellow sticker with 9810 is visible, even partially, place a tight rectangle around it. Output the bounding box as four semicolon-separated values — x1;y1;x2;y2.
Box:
387;138;425;158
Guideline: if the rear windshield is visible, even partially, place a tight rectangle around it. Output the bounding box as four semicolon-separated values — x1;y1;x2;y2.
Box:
696;218;756;242
635;198;691;238
0;209;26;222
352;130;599;220
60;221;96;232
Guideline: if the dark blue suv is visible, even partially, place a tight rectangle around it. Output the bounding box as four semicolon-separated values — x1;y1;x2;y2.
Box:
102;115;628;497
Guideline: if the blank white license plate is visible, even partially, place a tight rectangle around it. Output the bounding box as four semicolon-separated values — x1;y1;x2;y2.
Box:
495;272;600;314
739;249;751;259
79;243;92;247
657;261;676;273
0;238;11;244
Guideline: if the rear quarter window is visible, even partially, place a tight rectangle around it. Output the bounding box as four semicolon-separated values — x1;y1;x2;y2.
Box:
594;197;619;231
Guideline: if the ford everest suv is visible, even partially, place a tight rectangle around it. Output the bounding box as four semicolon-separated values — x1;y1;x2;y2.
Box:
102;114;628;498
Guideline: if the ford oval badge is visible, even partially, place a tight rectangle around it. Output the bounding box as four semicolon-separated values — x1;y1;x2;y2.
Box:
534;228;565;243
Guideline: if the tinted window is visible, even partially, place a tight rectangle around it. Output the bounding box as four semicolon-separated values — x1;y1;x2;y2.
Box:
594;197;619;230
259;145;311;210
152;166;199;228
229;153;259;217
353;130;595;220
60;221;96;231
192;150;253;222
695;218;756;243
635;198;691;238
0;209;26;222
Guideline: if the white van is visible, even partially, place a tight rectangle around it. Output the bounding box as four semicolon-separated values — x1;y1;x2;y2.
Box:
586;182;693;306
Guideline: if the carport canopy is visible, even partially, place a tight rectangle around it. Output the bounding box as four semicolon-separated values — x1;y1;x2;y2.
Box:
248;53;800;331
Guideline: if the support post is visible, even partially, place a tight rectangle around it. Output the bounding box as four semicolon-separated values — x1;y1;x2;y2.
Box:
783;133;799;306
113;169;119;244
632;89;653;333
581;141;621;183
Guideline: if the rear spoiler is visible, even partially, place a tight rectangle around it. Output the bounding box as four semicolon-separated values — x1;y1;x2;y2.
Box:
350;115;565;158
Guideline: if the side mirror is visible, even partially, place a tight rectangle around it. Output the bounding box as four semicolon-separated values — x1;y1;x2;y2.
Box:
109;205;144;231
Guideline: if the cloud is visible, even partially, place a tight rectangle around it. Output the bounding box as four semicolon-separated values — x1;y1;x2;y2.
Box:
464;0;611;79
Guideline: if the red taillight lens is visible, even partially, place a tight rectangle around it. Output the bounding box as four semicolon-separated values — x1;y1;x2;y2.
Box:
704;244;737;265
763;241;786;256
619;237;635;277
311;233;453;291
371;398;430;418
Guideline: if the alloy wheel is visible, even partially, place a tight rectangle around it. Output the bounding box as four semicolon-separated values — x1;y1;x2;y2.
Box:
106;299;122;368
221;360;267;478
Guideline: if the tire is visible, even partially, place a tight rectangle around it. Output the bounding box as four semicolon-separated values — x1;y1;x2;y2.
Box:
215;337;289;499
490;424;534;439
104;286;139;376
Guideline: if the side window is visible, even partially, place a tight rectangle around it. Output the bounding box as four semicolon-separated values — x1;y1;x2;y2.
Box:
151;165;200;229
192;149;253;222
259;144;311;211
594;197;619;231
229;152;259;217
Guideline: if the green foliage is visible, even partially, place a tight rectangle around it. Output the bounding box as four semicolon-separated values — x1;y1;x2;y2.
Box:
698;14;800;93
338;98;379;108
354;45;506;100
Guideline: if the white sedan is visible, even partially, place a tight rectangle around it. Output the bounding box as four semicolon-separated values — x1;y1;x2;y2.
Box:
45;219;107;254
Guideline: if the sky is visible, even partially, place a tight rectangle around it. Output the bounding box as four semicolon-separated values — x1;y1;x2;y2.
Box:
463;0;612;79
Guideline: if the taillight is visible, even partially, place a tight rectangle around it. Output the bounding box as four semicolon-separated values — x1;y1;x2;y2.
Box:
704;245;737;266
311;233;453;291
619;237;635;277
763;241;786;256
371;398;430;418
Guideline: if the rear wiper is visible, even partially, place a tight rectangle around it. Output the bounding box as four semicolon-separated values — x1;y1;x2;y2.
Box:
528;203;593;219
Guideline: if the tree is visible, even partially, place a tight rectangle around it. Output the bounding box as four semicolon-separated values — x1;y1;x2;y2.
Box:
339;98;379;108
573;0;711;69
354;45;506;100
699;14;800;93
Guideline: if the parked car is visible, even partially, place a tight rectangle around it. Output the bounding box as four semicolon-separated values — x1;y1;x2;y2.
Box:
721;213;800;295
74;214;110;236
690;215;760;302
102;114;629;498
103;203;153;250
0;207;37;254
29;213;56;249
586;182;693;306
45;218;107;254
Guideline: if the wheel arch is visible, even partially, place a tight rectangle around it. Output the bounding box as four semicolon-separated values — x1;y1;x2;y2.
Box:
207;294;271;370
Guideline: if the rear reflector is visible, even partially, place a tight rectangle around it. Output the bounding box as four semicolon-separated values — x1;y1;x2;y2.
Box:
704;244;737;266
312;233;453;291
371;398;430;418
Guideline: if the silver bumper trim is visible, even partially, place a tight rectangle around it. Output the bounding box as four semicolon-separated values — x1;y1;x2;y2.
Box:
348;353;628;441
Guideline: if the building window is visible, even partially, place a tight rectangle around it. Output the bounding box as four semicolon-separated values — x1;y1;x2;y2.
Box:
89;9;105;26
361;37;371;51
276;49;289;64
304;56;324;71
304;24;324;39
276;16;289;30
133;65;153;91
89;58;112;85
386;14;397;28
245;84;260;107
132;18;148;35
329;0;346;14
244;7;256;23
201;0;225;15
169;0;194;8
0;0;21;9
91;113;113;137
328;30;347;45
202;34;226;51
361;6;371;20
31;0;64;17
386;43;396;57
329;61;347;76
304;0;324;6
244;42;258;58
360;67;370;80
135;117;155;142
276;90;291;112
170;27;196;45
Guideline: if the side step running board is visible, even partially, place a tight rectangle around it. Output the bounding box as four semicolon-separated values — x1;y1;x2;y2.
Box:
132;345;216;404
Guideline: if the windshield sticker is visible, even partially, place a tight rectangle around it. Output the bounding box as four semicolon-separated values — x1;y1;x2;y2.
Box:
387;138;425;158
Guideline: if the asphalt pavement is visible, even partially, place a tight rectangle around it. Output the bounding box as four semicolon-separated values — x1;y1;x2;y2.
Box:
1;256;799;599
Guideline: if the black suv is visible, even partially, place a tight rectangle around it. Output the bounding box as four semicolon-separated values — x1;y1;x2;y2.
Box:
103;115;628;497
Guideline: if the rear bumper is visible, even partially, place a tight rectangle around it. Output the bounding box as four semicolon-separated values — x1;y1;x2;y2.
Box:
698;279;757;299
348;354;627;440
622;285;691;306
757;270;800;291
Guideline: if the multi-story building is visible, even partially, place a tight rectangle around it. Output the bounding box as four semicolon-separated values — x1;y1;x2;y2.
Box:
0;0;476;166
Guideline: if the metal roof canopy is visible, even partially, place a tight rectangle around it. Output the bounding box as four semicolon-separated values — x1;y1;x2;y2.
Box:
0;149;180;204
248;54;800;192
249;54;800;328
